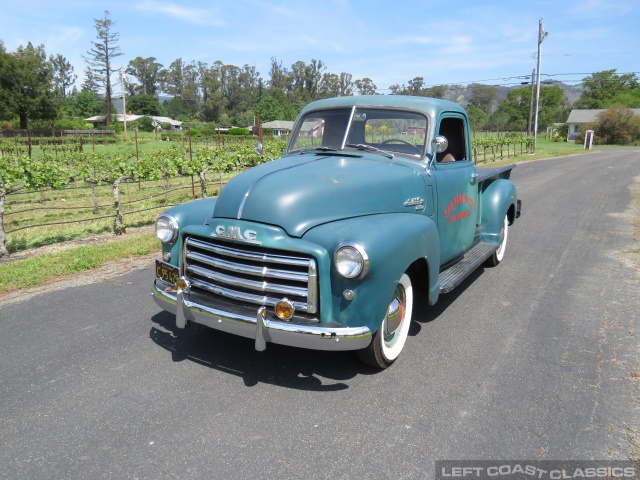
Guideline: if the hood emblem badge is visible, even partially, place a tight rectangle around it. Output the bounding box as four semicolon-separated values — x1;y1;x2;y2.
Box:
214;225;261;245
404;197;425;211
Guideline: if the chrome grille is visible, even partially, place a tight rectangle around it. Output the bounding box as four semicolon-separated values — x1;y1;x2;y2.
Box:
184;237;318;320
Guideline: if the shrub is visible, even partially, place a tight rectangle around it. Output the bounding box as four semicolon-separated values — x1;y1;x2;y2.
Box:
162;132;182;142
138;116;155;132
161;122;172;130
556;123;569;138
181;120;207;132
575;106;640;145
228;127;251;136
594;105;640;144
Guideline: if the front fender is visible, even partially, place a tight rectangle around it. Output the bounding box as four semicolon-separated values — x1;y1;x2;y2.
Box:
158;197;218;265
479;179;517;243
302;213;440;334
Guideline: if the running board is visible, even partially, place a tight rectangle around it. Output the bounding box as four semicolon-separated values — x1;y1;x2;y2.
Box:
438;242;497;293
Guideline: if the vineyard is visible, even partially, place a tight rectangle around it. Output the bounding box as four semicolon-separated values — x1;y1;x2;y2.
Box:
0;131;536;258
0;134;287;257
471;134;535;162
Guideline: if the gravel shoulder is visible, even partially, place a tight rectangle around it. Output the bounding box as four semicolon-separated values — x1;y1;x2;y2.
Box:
0;225;157;306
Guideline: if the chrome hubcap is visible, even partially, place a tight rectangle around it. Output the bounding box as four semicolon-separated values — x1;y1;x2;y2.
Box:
384;285;406;342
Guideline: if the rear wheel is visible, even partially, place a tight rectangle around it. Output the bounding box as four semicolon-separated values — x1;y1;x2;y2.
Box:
358;273;413;369
485;214;509;267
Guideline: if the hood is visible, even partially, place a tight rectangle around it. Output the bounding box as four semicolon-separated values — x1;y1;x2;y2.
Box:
212;154;426;237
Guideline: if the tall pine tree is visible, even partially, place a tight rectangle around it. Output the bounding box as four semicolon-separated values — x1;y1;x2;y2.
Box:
84;10;122;126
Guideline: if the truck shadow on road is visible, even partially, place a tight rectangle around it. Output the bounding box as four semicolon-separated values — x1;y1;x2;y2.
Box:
148;268;485;390
408;267;485;337
149;312;377;391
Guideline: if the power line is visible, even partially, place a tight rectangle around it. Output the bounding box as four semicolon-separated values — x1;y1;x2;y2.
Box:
377;71;640;90
545;52;640;57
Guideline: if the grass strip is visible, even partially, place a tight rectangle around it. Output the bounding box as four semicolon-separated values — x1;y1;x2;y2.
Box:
0;233;159;295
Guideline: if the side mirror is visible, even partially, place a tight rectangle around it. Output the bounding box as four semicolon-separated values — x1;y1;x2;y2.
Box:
431;135;448;153
254;141;264;156
426;135;449;176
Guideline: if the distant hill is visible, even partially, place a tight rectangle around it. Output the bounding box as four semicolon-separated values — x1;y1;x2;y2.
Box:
112;96;172;114
440;82;583;112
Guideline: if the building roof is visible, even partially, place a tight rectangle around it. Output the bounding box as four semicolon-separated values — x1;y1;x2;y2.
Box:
85;114;182;126
261;120;294;130
567;108;640;124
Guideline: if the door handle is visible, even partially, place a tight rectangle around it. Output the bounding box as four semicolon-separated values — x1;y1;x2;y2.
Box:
470;173;479;183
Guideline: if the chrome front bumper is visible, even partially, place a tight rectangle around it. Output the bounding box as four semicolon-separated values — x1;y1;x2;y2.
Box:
152;279;372;352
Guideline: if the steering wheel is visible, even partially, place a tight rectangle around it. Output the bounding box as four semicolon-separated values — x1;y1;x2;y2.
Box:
380;138;421;154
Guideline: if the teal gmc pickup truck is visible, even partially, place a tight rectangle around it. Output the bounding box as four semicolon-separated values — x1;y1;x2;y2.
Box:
152;95;521;368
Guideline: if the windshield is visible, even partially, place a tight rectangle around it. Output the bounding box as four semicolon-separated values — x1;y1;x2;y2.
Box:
288;107;428;158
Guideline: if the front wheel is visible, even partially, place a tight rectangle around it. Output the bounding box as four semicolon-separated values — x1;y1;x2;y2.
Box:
485;214;509;267
358;273;413;369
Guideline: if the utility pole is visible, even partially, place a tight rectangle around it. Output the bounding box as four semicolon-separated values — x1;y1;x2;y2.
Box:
533;18;548;151
120;68;127;141
527;68;536;136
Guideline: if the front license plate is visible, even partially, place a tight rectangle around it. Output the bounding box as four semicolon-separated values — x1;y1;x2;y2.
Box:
156;259;179;286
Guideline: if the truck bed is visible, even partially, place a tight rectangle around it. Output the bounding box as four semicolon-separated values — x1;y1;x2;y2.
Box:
475;164;516;183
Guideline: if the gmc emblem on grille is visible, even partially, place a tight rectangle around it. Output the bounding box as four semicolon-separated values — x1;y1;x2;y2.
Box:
214;225;261;245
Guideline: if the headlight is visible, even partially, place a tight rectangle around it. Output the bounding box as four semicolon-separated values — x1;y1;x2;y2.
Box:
156;214;179;244
334;242;369;279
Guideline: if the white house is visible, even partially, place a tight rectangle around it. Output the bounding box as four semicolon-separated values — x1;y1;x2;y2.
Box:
566;108;640;141
261;120;294;137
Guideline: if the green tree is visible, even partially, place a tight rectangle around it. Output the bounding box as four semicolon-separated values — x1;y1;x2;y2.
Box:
50;54;77;98
127;94;166;116
389;83;404;95
466;104;488;132
0;43;59;129
126;56;163;96
354;78;377;95
491;85;567;131
408;77;425;95
485;109;511;131
199;61;225;122
64;90;104;118
537;85;569;130
286;59;326;104
303;59;325;100
428;85;447;99
268;57;290;93
81;66;101;94
469;84;497;114
388;79;445;98
222;64;259;124
575;69;640;109
319;73;339;98
162;58;199;117
254;95;286;122
85;10;123;126
602;90;640;108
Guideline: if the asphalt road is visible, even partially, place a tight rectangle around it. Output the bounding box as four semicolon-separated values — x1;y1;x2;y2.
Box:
1;148;639;480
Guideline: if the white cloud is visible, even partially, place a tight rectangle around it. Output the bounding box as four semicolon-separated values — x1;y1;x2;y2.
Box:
134;0;225;27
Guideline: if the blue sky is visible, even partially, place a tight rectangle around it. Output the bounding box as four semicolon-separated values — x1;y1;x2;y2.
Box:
1;0;638;93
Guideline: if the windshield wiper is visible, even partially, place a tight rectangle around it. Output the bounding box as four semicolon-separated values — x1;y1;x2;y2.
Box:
345;143;394;159
298;147;339;154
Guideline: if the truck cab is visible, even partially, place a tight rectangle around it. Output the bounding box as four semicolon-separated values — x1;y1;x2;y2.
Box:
152;95;521;368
